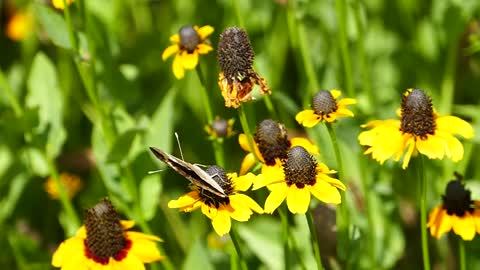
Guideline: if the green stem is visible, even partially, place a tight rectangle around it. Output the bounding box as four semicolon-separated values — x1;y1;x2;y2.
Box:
440;38;458;114
238;106;259;162
418;157;431;270
459;238;466;270
279;206;291;270
0;67;23;117
335;0;355;97
46;153;81;230
306;208;323;270
358;155;376;267
288;228;308;270
232;0;245;28
196;68;225;167
229;226;248;270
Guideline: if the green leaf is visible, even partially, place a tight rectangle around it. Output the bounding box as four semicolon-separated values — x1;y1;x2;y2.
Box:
182;239;215;270
145;87;177;153
0;173;29;225
26;52;66;158
139;174;162;221
33;4;71;49
106;128;145;164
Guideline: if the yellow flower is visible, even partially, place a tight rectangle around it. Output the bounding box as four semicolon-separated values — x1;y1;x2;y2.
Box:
6;10;34;41
254;146;345;214
44;172;82;199
162;25;214;79
296;89;356;127
168;165;263;236
204;117;235;141
52;199;162;269
239;119;319;175
358;89;474;169
427;177;480;241
52;0;74;10
217;26;270;108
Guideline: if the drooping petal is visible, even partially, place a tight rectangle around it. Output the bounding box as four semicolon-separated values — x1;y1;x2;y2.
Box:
197;25;214;40
172;54;185;79
232;173;255;191
254;164;285;189
295;110;321;127
330;89;342;99
436;130;464;161
290;137;319;155
436;115;474;139
240;153;256;175
168;191;200;209
228;196;253;221
201;203;217;219
180;51;199;70
316;174;346;191
264;184;288;214
234;193;264;214
121;220;136;230
52;237;85;267
451;214;476;241
196;43;213;54
162;44;179;60
337;98;357;106
126;233;162;263
169;34;180;43
428;208;452;239
211;211;231;236
401;137;416;169
335;108;355;117
416;135;446;160
286;186;311;214
309;181;341;204
114;251;146;270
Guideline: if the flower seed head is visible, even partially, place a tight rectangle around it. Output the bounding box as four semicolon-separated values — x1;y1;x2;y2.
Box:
218;26;254;84
85;199;126;264
312;90;337;115
211;119;229;138
179;25;200;53
443;179;473;217
400;89;436;138
284;146;317;188
202;165;233;207
254;119;290;165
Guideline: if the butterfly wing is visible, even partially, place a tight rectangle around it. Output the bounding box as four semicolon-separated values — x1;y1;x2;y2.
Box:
149;147;227;197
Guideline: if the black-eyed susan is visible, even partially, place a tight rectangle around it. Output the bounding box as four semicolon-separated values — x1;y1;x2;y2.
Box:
52;0;74;10
52;199;162;269
254;146;345;214
162;25;214;79
44;172;83;200
296;89;356;127
205;117;235;141
6;10;34;41
168;165;263;236
358;89;474;169
239;119;319;175
217;26;270;108
428;176;480;240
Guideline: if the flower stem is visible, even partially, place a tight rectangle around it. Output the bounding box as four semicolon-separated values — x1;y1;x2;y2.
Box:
196;67;225;168
278;206;291;270
0;67;23;117
306;208;323;270
418;156;431;270
335;0;355;98
440;38;458;114
238;105;259;162
232;0;245;28
459;237;466;270
325;123;349;259
230;226;248;270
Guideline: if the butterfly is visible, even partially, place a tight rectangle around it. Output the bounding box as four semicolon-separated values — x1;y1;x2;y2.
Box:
149;147;227;198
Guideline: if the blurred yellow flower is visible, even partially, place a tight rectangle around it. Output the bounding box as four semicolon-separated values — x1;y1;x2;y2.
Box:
254;146;345;214
428;178;480;241
168;166;263;236
6;10;34;41
162;25;214;79
205;117;235;141
44;172;82;199
358;89;474;169
52;199;162;269
296;89;356;127
52;0;74;10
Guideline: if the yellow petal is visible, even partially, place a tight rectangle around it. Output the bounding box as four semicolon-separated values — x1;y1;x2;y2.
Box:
335;108;355;117
264;184;288;214
330;89;342;99
436;130;464;161
172;54;185;79
240;153;256;175
428;208;452;239
168;191;200;209
126;232;163;263
234;194;264;214
295;110;320;127
452;214;476;241
180;51;199;70
416;135;446;160
290;137;319;155
232;173;255;191
436;115;474;139
121;220;136;230
401;137;416;169
211;211;231;236
309;181;341;204
228;196;253;221
169;34;180;43
114;251;146;270
197;25;214;40
337;98;357;106
316;174;346;191
52;237;84;267
286;185;310;214
162;44;179;60
253;164;285;189
201;203;217;219
197;43;213;54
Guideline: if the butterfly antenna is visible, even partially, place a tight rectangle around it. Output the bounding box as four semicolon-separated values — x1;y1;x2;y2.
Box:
175;132;185;161
148;169;167;174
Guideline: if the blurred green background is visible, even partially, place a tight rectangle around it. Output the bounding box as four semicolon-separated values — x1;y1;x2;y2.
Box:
1;0;480;269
